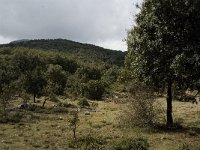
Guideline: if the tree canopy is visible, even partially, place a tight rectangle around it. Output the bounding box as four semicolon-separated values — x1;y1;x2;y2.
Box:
126;0;200;126
0;37;126;111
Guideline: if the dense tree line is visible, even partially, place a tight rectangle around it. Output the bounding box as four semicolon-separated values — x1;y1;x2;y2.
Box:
0;39;126;67
0;47;125;117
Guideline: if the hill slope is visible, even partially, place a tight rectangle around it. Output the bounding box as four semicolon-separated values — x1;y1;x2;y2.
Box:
0;39;126;67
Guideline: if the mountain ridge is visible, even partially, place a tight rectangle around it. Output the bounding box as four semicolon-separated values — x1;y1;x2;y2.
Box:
0;39;126;67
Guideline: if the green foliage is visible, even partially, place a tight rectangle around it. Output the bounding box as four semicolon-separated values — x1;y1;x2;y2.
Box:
114;138;149;150
0;38;124;105
78;135;107;150
25;103;69;114
48;95;60;103
11;49;47;102
20;67;47;102
1;39;125;67
83;80;105;100
7;112;25;123
101;67;119;85
77;98;90;108
177;95;197;103
0;55;17;117
68;111;79;126
56;102;74;108
68;110;79;139
119;82;160;128
47;54;77;73
12;49;46;74
76;67;102;82
0;112;24;123
26;104;44;113
65;75;82;97
66;67;107;99
45;64;67;95
126;0;200;126
69;135;107;150
91;102;98;110
179;143;200;150
50;107;69;114
126;0;200;88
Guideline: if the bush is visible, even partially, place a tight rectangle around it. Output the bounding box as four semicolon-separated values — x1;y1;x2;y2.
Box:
91;102;98;110
69;135;107;150
118;82;162;128
50;106;68;113
48;95;60;103
0;112;24;123
57;102;74;108
26;104;45;113
114;138;149;150
8;112;25;123
68;110;79;140
83;80;105;100
77;98;90;108
179;143;191;150
179;95;197;104
179;143;200;150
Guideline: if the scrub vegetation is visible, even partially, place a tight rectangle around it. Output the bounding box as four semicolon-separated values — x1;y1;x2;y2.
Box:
0;0;200;149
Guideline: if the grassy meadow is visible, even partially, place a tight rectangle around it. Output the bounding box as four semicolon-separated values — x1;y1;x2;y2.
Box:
0;96;199;150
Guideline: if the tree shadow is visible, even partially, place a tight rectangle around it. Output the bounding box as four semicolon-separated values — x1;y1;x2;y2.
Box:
150;123;200;136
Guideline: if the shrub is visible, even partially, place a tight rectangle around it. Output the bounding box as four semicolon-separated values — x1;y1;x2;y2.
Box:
83;80;105;100
179;143;200;150
118;81;162;128
68;110;79;140
179;95;197;104
69;135;107;150
26;104;45;113
48;95;60;103
77;98;90;108
179;143;191;150
50;106;68;113
8;112;25;123
0;112;24;123
91;102;98;110
79;135;106;150
0;116;8;123
57;102;74;108
114;138;149;150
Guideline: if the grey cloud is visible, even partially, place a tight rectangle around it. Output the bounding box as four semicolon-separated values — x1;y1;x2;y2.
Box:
0;0;142;50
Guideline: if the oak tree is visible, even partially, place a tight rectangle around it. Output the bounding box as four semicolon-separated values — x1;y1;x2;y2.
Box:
126;0;200;126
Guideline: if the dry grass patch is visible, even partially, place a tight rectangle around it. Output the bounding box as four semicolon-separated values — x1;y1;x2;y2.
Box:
0;96;199;150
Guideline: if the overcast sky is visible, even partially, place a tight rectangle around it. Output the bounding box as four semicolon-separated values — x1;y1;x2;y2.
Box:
0;0;142;51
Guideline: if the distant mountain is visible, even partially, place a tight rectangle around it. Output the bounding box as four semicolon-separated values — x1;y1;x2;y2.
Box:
9;39;30;44
0;39;126;67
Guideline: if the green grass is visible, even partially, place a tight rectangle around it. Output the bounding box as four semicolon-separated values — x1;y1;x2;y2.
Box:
0;97;199;150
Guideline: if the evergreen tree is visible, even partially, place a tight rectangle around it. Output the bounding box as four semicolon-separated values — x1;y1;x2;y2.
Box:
126;0;200;126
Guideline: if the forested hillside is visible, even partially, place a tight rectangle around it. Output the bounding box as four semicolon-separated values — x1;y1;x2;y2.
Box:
0;39;126;67
1;0;200;149
0;38;129;108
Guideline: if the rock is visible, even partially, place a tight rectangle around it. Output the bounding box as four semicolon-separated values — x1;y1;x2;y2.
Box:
85;111;90;115
161;136;167;140
17;104;28;109
58;117;63;120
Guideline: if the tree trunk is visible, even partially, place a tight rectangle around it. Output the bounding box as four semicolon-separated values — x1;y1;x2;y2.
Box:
2;98;8;118
33;94;36;103
166;81;173;127
42;98;47;108
73;125;76;140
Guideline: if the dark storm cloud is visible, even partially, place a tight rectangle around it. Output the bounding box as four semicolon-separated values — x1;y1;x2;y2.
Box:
0;0;142;50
